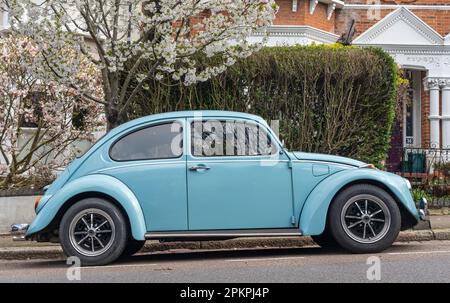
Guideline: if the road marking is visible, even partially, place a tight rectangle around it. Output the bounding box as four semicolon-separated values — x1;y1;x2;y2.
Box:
82;263;158;270
388;250;450;256
226;256;305;263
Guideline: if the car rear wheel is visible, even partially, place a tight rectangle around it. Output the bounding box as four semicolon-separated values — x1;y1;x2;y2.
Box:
328;184;401;253
59;198;128;266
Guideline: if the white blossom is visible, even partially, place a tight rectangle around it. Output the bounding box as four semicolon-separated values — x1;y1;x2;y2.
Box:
2;0;277;129
0;35;104;188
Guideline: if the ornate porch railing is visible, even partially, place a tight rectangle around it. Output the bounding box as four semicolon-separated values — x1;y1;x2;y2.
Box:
396;147;450;175
390;147;450;207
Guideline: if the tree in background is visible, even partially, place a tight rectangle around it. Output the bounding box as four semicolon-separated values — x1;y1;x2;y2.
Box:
0;35;103;189
2;0;278;130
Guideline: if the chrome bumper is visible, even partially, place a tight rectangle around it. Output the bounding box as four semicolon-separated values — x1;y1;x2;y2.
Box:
418;197;428;221
10;223;29;241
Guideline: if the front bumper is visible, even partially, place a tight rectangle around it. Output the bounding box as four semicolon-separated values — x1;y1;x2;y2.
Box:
418;197;428;221
10;223;29;241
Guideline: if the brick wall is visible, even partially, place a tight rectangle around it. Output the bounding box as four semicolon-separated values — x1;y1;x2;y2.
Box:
274;0;336;33
273;1;450;37
335;8;450;37
345;0;450;4
421;71;431;148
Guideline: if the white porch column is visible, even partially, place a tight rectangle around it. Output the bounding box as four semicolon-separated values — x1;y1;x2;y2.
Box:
426;78;440;148
441;79;450;149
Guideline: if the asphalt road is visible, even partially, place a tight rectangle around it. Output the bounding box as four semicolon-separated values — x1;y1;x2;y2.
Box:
1;240;450;283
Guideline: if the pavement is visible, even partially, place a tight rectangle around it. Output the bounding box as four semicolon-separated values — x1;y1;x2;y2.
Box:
0;215;450;261
2;240;450;282
0;215;449;282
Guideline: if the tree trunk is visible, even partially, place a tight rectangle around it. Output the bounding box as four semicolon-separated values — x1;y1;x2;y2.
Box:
106;108;120;131
0;173;13;189
106;106;129;131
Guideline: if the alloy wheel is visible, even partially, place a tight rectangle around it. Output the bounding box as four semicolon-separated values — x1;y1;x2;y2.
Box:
68;208;116;257
340;194;391;244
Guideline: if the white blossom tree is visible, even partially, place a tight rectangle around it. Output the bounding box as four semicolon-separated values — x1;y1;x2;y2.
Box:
2;0;278;130
0;35;104;189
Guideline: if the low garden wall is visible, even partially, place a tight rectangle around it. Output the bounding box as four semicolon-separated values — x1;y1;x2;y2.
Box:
0;190;42;234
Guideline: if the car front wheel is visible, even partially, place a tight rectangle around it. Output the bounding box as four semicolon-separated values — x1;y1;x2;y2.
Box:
311;226;339;249
328;184;401;253
59;198;128;266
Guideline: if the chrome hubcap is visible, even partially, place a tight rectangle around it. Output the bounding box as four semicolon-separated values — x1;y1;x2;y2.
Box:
68;209;115;257
340;195;391;244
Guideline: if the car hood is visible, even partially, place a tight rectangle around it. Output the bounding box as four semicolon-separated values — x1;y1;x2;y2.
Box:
292;152;366;167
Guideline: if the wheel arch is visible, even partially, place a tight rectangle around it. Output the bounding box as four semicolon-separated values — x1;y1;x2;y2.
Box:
25;174;147;241
51;192;133;237
327;180;418;231
298;169;418;236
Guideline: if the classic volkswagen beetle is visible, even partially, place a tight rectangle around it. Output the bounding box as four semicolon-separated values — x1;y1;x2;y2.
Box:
13;111;423;265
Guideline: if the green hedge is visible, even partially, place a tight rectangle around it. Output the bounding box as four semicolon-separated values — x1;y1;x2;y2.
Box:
127;45;397;165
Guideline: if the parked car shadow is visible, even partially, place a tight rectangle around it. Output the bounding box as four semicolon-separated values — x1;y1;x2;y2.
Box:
21;241;424;268
112;245;347;264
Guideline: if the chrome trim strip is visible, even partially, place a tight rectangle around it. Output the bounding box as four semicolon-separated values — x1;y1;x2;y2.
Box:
96;160;185;173
292;160;356;168
145;229;302;239
187;159;290;164
97;159;356;172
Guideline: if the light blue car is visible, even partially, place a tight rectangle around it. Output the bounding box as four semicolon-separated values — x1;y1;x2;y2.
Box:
12;111;424;265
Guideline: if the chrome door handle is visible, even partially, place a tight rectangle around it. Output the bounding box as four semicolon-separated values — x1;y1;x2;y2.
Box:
189;165;211;171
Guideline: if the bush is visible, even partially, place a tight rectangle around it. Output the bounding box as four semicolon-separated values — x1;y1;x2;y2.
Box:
127;44;397;164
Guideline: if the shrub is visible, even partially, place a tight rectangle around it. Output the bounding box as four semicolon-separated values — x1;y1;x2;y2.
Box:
127;44;397;164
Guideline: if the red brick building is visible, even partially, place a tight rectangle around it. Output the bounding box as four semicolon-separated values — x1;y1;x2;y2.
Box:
249;1;450;172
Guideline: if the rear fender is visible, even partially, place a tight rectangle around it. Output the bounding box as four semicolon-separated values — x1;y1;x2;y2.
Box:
26;174;146;241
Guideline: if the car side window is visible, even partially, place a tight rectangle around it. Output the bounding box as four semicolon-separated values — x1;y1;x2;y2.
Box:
110;122;183;161
191;120;277;157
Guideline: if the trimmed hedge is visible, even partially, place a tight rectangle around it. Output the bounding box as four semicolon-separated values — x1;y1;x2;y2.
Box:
127;45;397;165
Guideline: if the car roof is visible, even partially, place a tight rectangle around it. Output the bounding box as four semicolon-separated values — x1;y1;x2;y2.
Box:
110;110;267;136
131;110;263;124
94;110;268;152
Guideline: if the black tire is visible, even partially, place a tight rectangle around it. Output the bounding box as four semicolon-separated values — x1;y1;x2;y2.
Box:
311;227;339;249
120;239;146;259
59;198;128;266
328;184;401;254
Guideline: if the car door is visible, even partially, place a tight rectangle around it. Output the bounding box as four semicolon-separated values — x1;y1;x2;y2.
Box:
186;118;295;230
105;119;188;231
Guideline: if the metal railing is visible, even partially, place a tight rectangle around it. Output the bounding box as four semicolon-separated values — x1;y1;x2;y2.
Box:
396;147;450;175
390;147;450;207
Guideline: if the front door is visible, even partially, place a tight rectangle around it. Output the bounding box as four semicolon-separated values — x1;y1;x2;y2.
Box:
186;118;294;230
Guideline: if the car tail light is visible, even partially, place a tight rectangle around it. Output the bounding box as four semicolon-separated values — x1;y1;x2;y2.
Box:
35;196;42;211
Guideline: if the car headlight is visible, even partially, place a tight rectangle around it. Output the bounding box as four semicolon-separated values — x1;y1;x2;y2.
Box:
404;178;412;191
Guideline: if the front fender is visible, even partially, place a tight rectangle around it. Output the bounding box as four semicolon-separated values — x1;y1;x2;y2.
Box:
299;169;418;236
26;174;147;241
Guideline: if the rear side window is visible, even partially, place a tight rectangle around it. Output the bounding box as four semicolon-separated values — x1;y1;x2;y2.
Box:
110;122;183;161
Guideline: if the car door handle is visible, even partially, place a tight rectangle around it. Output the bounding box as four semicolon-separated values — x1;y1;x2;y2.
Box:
189;165;211;171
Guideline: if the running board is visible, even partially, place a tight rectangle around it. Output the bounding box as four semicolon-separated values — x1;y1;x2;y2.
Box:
145;229;302;240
